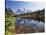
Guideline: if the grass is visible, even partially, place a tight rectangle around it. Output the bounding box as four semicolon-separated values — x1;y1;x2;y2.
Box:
5;13;16;35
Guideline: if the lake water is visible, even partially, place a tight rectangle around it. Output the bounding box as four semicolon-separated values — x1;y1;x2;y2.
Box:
15;17;45;33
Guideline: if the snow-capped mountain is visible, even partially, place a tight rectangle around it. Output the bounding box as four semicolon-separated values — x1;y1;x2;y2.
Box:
16;8;32;15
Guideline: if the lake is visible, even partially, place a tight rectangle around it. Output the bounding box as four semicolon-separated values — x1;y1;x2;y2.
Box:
15;17;45;33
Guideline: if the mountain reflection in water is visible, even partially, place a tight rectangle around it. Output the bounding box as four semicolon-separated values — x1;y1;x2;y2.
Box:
15;17;45;33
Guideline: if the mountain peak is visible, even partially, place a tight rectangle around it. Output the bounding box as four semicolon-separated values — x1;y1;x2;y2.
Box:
16;8;32;14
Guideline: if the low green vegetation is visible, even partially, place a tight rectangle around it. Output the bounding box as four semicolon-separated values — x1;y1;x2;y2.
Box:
5;8;15;35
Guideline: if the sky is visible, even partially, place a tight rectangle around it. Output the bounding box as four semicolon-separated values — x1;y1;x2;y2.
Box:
6;0;45;14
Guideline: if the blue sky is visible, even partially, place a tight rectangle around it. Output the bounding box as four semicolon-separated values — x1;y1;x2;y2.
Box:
6;1;45;13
